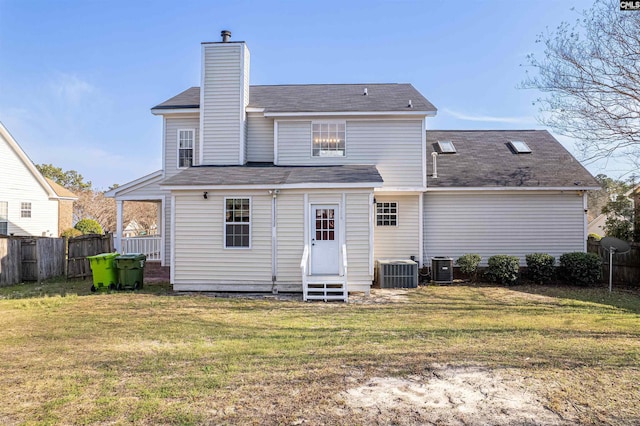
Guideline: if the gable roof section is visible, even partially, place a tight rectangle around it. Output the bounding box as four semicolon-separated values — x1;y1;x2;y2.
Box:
152;84;437;114
45;178;78;200
161;164;383;189
426;130;599;189
0;122;59;199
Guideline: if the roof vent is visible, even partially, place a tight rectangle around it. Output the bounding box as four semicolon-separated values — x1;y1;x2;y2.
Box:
363;87;368;96
509;140;531;154
408;99;413;108
221;30;231;42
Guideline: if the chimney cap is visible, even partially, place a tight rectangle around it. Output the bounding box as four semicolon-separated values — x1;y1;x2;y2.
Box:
221;30;231;42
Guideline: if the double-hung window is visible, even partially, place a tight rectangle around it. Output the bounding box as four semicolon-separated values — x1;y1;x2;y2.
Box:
21;202;32;218
178;129;194;168
225;198;251;248
0;201;7;235
376;202;398;226
312;121;345;157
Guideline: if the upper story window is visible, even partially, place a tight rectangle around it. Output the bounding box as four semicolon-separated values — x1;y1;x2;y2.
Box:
0;201;7;234
21;202;32;218
225;198;251;248
312;122;345;157
178;129;195;168
376;202;398;226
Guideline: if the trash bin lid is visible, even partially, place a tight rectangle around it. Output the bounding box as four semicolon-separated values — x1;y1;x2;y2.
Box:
87;252;119;260
117;253;147;260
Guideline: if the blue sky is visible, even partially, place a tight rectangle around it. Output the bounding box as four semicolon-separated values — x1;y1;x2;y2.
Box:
0;0;624;190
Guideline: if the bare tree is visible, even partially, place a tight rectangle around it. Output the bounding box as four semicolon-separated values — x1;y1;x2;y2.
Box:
522;0;640;165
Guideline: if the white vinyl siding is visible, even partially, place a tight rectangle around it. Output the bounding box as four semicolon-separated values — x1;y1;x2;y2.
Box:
375;195;420;261
424;192;587;266
345;192;372;282
164;115;199;178
276;119;423;187
201;43;248;165
0;132;59;237
246;112;274;162
275;192;304;283
173;190;271;285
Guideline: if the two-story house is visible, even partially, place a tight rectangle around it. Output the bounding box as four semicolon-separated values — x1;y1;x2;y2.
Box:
106;31;598;299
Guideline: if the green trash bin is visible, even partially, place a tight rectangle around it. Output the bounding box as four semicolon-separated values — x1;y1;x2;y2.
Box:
87;252;119;292
113;253;146;290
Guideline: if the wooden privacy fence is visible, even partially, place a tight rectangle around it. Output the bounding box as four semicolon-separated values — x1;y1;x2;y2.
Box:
67;233;114;280
0;236;66;286
587;239;640;286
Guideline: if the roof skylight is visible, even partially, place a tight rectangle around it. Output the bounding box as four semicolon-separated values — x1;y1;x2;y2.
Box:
509;140;532;154
437;140;456;153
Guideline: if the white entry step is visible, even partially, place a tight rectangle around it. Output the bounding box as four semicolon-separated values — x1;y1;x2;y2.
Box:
303;277;347;302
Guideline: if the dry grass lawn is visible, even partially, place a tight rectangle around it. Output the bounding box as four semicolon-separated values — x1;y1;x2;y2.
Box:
0;280;638;425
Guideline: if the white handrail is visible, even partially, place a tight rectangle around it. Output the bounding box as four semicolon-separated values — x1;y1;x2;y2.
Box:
341;243;348;275
300;245;310;301
342;243;348;302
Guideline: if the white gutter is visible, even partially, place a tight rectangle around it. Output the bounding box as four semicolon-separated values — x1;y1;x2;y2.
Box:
263;111;436;118
426;186;601;192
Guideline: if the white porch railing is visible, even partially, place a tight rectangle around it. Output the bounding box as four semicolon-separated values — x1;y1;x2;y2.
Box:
121;236;161;261
300;245;310;301
300;243;348;302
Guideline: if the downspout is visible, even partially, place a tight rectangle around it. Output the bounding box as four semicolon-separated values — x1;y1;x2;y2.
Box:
270;189;279;293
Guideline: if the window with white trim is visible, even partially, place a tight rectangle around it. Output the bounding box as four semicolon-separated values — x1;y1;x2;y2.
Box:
21;202;32;218
0;201;7;235
376;202;398;226
225;198;251;248
312;122;345;157
178;129;194;168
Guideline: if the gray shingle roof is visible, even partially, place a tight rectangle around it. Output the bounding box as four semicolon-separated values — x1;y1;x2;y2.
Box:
426;130;598;188
161;164;383;187
152;84;437;113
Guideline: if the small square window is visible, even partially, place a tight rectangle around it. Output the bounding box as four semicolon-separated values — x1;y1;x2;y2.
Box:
376;202;398;226
21;202;31;218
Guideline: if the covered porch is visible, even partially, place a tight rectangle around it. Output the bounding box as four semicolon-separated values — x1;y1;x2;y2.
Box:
105;171;170;267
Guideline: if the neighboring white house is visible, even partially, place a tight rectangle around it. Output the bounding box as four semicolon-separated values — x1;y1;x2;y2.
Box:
106;31;599;299
0;122;77;237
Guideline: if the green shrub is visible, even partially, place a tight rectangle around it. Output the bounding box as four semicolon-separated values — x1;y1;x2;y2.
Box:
525;253;555;284
559;252;602;286
74;219;103;235
456;254;481;281
485;255;520;286
60;228;82;238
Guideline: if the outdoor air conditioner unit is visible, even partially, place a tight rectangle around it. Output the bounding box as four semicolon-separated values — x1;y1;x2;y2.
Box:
376;259;418;288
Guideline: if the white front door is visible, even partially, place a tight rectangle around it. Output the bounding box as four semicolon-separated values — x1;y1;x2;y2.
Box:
310;204;339;275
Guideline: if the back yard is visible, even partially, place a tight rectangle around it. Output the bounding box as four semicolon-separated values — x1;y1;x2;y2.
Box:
0;281;638;425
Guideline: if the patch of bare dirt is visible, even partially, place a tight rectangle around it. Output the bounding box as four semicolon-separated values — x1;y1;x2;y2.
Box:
336;365;578;425
349;288;412;304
